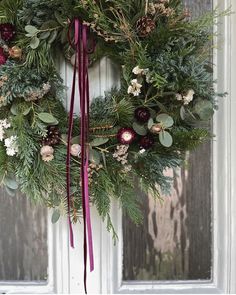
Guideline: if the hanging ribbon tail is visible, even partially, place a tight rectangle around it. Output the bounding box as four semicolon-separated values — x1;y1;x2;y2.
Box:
84;157;94;271
65;34;78;249
68;18;94;293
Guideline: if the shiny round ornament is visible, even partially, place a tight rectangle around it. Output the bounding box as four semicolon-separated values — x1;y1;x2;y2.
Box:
117;127;136;145
134;107;151;123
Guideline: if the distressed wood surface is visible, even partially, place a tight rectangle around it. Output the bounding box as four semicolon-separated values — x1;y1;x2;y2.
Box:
123;0;212;281
0;190;48;281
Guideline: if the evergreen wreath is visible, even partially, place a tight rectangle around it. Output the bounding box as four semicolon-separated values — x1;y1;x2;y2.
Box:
0;0;228;237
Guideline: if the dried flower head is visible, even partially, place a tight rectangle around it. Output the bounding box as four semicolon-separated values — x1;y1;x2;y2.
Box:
40;145;54;162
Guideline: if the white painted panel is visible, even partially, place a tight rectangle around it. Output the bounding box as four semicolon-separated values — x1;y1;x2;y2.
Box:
58;57;120;293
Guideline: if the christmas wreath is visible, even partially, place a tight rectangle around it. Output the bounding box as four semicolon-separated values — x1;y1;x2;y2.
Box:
0;1;228;236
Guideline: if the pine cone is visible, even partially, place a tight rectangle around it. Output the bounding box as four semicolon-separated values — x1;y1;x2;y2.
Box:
136;17;156;37
42;126;61;146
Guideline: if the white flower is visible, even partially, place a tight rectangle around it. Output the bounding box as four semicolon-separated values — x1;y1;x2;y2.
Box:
6;147;17;156
183;89;195;105
127;79;142;96
122;164;132;173
40;145;54;162
0;119;10;129
42;82;51;93
0;129;4;141
176;93;182;101
0;119;11;142
4;135;18;156
70;144;81;157
132;66;144;75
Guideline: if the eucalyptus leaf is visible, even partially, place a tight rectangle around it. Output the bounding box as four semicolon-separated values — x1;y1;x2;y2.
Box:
61;134;68;144
71;136;80;144
194;99;214;121
51;209;60;224
30;36;40;49
180;106;186;120
4;177;18;190
38;112;58;125
156;114;174;128
148;118;154;129
10;104;18;116
132;122;147;136
23;107;32;116
48;30;58;44
101;152;107;169
25;25;38;35
90;138;109;147
89;148;101;165
159;130;173;147
39;31;50;40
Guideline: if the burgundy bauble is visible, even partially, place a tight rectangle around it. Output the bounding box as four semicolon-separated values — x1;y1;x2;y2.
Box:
0;48;7;65
0;23;16;42
117;127;136;145
139;135;155;149
134;107;151;123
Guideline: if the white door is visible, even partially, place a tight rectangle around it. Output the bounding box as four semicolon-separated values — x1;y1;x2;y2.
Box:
0;0;236;294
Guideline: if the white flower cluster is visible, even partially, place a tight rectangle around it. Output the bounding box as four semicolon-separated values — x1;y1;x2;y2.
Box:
40;145;54;162
0;120;18;156
0;119;11;141
127;79;142;97
4;136;18;156
113;145;132;173
127;66;151;97
148;1;174;17
176;89;195;105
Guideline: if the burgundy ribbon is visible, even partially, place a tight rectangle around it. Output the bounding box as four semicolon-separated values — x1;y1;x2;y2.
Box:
67;19;94;293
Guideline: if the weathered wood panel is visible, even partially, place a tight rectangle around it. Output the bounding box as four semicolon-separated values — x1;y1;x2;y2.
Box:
123;0;212;281
0;190;48;281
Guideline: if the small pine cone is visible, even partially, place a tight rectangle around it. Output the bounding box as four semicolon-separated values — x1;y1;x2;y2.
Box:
42;126;61;146
136;16;156;37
